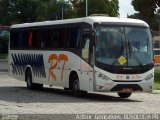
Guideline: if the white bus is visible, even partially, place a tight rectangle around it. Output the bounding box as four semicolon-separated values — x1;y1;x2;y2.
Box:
9;16;154;98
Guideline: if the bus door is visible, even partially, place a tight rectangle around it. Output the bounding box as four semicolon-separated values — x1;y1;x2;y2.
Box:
80;31;94;91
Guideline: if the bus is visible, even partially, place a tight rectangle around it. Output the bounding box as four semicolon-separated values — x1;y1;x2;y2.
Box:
9;16;154;98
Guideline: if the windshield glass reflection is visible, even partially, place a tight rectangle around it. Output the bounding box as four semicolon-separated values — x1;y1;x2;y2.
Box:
95;26;153;67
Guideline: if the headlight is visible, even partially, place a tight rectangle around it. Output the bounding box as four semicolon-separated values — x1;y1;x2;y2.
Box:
144;74;153;81
98;73;102;78
98;73;111;81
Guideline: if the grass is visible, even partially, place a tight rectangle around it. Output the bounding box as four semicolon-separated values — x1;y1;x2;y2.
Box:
154;70;160;90
0;54;7;59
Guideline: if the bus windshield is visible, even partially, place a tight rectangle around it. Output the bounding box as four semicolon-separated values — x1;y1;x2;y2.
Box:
95;25;153;67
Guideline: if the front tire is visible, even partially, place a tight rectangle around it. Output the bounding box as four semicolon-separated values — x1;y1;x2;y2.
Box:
72;79;87;98
26;70;43;90
117;92;132;98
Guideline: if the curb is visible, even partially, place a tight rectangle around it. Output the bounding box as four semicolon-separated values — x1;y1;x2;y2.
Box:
0;69;8;71
152;90;160;94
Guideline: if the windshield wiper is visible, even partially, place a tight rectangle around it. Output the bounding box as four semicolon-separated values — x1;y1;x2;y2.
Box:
127;39;143;67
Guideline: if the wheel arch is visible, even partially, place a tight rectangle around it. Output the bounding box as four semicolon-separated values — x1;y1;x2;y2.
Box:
69;70;79;90
24;65;33;82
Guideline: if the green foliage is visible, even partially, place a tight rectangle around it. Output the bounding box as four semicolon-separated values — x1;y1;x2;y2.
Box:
10;0;48;23
70;0;119;17
0;0;119;24
0;36;9;54
151;14;160;31
0;0;14;25
127;13;141;19
0;0;48;24
47;0;74;20
132;0;155;25
154;70;160;90
131;0;160;30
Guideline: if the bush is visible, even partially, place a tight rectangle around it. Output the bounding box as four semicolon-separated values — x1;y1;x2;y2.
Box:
0;35;9;54
154;70;160;90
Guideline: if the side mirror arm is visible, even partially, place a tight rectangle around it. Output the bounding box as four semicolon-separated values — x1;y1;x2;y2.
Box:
91;30;96;46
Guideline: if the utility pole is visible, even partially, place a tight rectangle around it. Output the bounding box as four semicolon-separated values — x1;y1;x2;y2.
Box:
62;7;63;20
159;20;160;36
86;0;88;17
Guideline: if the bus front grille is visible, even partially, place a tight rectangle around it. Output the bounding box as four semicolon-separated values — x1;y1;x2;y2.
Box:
112;80;142;82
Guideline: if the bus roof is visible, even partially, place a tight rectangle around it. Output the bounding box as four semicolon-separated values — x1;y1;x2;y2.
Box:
11;16;149;29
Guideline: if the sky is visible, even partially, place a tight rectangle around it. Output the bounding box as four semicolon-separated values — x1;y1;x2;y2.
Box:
119;0;137;17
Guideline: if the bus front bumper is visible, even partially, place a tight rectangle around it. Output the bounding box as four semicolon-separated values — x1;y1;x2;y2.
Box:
95;78;154;93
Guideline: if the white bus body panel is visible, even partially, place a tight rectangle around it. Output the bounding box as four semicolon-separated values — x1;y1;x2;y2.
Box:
9;50;94;91
9;50;153;93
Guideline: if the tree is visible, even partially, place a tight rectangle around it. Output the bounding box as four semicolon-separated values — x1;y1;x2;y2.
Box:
70;0;119;17
47;0;74;20
10;0;47;23
155;0;160;7
0;0;48;24
131;0;157;26
127;13;141;19
131;0;160;30
152;14;160;31
0;0;119;24
0;0;14;25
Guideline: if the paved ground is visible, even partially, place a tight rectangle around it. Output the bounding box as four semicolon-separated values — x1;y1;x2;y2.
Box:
0;59;8;72
0;60;160;119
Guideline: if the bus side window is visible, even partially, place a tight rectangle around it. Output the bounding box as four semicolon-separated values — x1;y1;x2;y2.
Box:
28;32;33;48
32;30;41;49
23;31;29;48
49;28;65;49
66;27;80;48
45;29;52;48
10;31;18;48
41;29;46;48
66;29;71;48
59;29;65;48
50;29;54;48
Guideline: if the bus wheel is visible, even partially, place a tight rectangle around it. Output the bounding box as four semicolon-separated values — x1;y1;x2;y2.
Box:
26;70;43;90
72;79;87;98
117;92;132;98
64;87;70;90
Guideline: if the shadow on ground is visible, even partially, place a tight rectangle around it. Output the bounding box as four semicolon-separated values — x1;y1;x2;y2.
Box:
0;86;142;103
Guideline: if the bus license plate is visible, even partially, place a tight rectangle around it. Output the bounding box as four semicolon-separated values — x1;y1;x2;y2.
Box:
122;88;133;92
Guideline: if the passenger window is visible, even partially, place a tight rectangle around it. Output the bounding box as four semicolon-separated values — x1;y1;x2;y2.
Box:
66;27;80;48
32;30;41;48
28;32;33;48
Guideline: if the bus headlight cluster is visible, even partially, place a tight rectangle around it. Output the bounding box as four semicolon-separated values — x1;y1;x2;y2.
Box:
144;74;153;81
98;73;111;81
